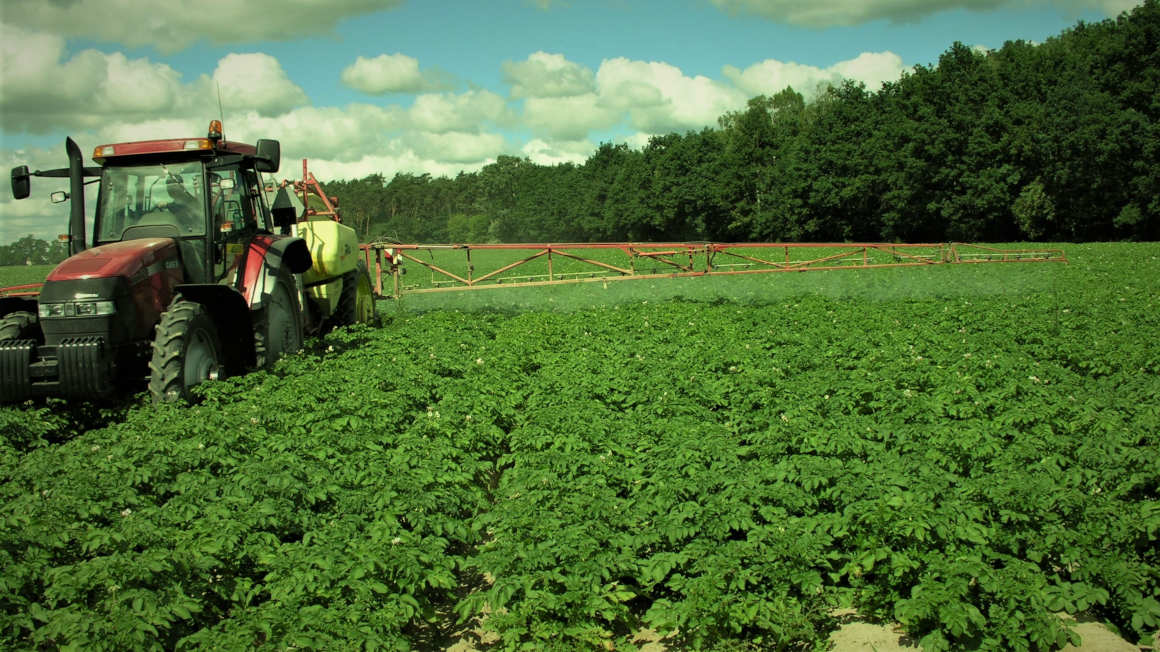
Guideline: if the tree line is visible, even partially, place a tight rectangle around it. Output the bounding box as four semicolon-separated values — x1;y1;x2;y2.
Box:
0;236;68;267
3;3;1155;252
326;1;1159;244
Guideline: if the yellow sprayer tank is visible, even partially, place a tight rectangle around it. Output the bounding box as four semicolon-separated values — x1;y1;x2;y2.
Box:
298;219;360;318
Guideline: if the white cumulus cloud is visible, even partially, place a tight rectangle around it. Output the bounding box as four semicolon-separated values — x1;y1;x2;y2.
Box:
596;58;747;133
522;94;621;140
210;53;309;117
0;26;309;132
307;153;493;188
224;105;403;161
342;54;423;94
408;90;510;134
404;131;508;163
1094;0;1146;13
0;23;185;132
91;119;209;146
708;0;1142;27
341;53;453;94
521;138;595;166
0;142;101;244
3;0;401;53
723;51;906;100
503;52;597;98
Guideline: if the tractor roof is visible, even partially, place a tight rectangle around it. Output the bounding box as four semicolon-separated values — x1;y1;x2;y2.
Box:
92;120;257;164
92;138;256;164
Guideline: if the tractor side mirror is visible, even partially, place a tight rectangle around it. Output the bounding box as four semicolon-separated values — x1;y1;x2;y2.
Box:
11;166;30;200
254;139;280;173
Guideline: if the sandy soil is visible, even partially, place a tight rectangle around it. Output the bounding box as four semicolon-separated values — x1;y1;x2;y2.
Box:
826;612;1143;652
444;607;1148;650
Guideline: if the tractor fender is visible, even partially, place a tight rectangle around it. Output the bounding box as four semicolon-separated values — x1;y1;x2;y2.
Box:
174;284;256;373
241;235;311;309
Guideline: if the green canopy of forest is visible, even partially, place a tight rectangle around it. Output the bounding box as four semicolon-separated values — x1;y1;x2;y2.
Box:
326;1;1159;244
5;2;1156;253
0;235;68;267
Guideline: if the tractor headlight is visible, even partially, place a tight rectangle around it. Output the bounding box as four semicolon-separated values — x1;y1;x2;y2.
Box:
38;301;116;319
39;303;66;318
74;301;115;316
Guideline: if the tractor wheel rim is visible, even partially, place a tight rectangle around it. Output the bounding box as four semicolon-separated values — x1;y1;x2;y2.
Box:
185;329;220;386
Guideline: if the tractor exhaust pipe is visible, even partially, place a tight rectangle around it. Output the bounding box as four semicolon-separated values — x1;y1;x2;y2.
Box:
65;137;87;255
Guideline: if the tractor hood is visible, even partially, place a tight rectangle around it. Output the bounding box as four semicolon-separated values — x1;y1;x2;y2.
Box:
39;237;184;345
47;238;181;284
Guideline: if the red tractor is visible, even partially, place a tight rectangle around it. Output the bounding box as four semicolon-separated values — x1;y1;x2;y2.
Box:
2;121;374;403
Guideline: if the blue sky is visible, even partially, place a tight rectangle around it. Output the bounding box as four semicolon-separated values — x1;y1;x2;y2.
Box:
0;0;1140;242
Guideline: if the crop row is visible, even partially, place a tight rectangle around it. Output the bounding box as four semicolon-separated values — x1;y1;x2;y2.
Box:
1;244;1158;649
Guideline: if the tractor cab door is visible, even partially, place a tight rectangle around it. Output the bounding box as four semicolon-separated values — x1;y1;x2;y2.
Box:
210;166;271;283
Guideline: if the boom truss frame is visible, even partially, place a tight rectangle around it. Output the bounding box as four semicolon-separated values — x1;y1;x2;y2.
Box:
359;242;1067;299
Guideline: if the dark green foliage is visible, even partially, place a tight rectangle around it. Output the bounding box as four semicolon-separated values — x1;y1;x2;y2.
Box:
1;243;1158;649
0;237;68;267
324;1;1159;245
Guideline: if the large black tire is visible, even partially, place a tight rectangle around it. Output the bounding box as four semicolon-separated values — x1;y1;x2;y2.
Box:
0;311;41;342
327;270;358;331
355;263;376;324
328;263;375;331
254;271;303;368
148;299;223;403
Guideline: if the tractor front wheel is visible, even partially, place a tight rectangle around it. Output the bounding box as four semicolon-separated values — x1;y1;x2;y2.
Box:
0;311;42;342
148;298;223;403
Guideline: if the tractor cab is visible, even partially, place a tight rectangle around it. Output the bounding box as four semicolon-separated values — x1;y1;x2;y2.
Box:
87;122;280;285
91;156;272;285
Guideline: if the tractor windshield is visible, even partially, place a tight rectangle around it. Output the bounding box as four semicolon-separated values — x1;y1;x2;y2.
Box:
96;162;207;242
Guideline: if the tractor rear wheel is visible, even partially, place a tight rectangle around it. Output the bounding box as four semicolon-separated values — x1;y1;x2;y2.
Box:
0;311;41;342
148;299;223;403
255;271;303;368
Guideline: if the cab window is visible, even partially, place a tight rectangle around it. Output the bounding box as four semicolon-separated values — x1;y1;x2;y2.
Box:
209;167;250;232
96;163;206;241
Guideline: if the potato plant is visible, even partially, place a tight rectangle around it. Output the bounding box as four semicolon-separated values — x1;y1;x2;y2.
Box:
1;243;1158;650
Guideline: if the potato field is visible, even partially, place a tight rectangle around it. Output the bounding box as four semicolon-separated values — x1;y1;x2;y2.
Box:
1;243;1158;650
